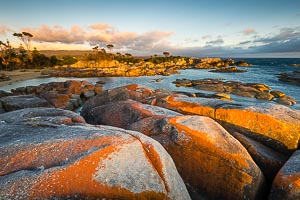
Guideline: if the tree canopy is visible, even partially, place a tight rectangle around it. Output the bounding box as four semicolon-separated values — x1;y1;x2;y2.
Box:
13;32;33;52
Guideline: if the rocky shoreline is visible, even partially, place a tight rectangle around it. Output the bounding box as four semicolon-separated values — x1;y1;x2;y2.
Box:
173;78;297;106
0;81;300;199
49;57;251;78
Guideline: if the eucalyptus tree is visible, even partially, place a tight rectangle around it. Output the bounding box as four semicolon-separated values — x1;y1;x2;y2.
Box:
13;32;33;55
106;44;114;54
163;52;170;57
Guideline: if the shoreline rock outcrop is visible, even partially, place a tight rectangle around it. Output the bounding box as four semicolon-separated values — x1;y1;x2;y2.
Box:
0;80;104;112
173;78;297;106
1;83;300;199
193;58;251;69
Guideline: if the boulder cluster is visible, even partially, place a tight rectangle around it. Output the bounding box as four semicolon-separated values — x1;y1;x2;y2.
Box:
0;80;103;113
193;58;251;69
1;83;299;199
173;78;297;106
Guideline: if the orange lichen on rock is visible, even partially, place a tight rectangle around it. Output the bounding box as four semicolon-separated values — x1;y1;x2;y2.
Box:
164;116;264;200
0;108;190;200
215;107;300;152
159;96;215;118
0;136;123;176
159;96;300;153
29;144;144;199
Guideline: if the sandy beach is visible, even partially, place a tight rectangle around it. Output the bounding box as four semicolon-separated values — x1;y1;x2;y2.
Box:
0;70;48;87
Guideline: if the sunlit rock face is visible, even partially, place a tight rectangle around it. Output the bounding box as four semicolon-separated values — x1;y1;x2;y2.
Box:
157;96;300;154
0;108;190;200
82;91;266;200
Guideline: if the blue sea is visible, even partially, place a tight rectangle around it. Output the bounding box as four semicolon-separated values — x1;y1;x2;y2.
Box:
1;58;299;110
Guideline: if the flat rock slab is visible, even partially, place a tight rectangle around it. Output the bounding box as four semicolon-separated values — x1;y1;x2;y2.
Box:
0;95;52;112
0;108;189;200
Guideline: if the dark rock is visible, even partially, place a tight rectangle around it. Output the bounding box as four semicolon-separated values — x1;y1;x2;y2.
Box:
0;95;52;112
276;95;297;106
172;79;193;87
172;78;295;105
0;90;11;98
278;71;300;86
209;66;247;73
81;84;154;119
84;100;181;127
232;132;289;182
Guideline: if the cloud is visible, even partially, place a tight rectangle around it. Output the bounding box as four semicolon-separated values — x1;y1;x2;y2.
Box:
239;40;252;45
255;27;300;43
89;23;114;30
0;26;13;35
242;28;256;35
249;38;300;53
8;23;300;57
20;24;173;53
202;35;212;39
22;25;86;44
206;38;224;45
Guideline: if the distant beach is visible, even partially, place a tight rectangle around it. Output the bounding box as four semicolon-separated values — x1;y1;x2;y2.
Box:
0;70;45;87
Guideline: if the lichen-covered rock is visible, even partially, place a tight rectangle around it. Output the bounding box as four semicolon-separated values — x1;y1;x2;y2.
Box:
81;84;154;119
10;80;101;111
269;150;300;200
83;100;266;199
0;95;52;112
131;115;266;200
157;97;300;154
0;108;190;200
84;100;181;127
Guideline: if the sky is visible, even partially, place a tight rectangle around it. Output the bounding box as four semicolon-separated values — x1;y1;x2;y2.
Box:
0;0;300;57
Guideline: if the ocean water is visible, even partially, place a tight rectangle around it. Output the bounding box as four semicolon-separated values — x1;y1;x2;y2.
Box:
0;58;299;110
